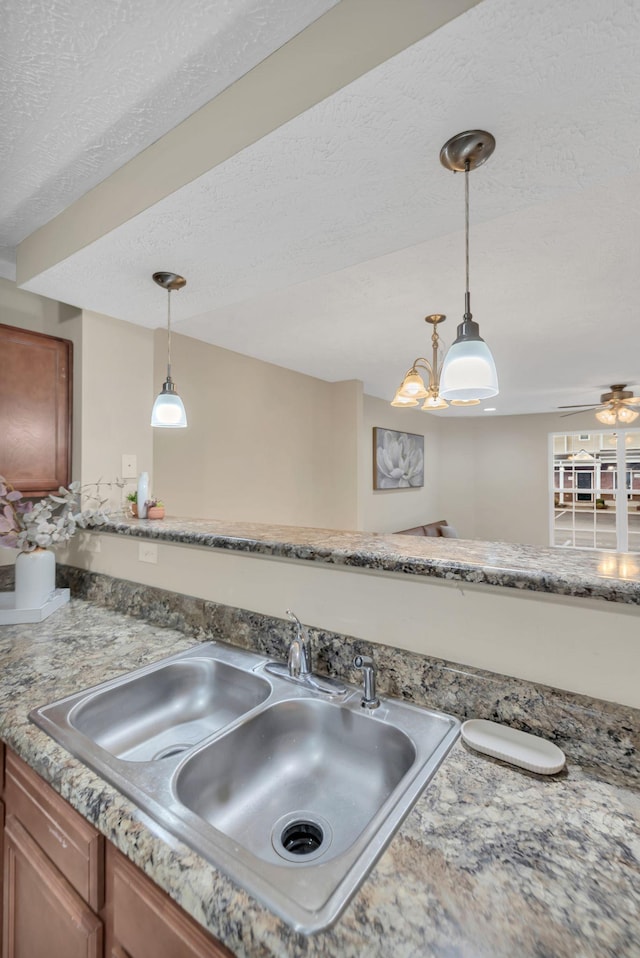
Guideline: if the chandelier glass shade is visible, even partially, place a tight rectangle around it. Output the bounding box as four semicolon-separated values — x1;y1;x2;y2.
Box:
151;271;188;429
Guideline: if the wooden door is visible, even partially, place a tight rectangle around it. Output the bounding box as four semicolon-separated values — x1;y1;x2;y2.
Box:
2;815;102;958
0;323;72;495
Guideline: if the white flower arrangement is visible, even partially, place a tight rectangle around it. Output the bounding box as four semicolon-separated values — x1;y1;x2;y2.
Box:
0;477;111;552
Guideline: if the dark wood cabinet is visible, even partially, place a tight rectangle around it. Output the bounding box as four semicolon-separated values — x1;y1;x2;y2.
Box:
0;323;72;495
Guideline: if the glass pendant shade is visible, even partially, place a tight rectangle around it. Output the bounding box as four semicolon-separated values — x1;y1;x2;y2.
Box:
439;320;498;402
151;379;188;427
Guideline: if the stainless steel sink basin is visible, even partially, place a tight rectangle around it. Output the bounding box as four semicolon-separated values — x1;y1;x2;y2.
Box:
175;698;416;864
69;658;270;762
30;641;459;933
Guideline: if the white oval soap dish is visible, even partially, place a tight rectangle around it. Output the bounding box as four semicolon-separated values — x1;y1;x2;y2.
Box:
461;719;566;775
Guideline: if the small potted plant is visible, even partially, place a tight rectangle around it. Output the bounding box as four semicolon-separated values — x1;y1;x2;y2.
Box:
145;498;165;520
126;491;138;517
595;497;607;510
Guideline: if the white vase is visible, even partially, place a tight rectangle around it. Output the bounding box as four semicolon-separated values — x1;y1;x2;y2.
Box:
137;471;149;519
14;548;56;610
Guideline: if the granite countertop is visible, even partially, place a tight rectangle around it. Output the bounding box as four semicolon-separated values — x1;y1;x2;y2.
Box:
1;600;639;957
100;515;640;605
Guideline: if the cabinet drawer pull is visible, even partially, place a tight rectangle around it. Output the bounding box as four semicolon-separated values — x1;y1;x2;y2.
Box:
48;823;69;848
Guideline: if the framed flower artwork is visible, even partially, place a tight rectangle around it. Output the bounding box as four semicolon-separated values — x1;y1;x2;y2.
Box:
373;428;424;490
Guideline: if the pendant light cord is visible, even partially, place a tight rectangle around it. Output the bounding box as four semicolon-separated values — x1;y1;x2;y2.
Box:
464;159;471;313
166;288;172;379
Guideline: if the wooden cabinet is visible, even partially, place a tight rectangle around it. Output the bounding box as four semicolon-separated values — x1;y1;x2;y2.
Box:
4;751;103;910
105;846;233;958
0;323;73;495
1;747;234;958
3;815;102;958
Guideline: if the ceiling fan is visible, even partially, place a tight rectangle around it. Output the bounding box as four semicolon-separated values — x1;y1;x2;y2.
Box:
559;384;640;424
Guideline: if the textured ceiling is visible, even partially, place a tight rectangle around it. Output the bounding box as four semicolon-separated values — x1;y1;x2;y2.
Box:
13;0;640;416
0;0;338;276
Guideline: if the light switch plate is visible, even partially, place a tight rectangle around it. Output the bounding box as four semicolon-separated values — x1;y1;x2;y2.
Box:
138;542;158;564
122;454;137;479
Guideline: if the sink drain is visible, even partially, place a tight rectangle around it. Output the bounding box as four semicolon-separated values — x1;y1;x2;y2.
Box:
151;743;193;761
271;812;333;864
281;820;323;855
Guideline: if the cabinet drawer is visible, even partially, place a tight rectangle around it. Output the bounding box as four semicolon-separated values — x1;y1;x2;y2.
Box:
4;750;103;909
108;845;234;958
3;814;102;958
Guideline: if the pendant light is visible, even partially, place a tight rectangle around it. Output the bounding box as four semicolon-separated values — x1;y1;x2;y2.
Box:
439;130;499;402
151;271;188;428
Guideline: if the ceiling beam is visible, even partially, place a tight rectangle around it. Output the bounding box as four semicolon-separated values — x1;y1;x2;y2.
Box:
17;0;482;287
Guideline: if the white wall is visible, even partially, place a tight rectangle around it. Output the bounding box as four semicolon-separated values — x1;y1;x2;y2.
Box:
80;310;155;511
359;395;442;533
152;330;361;528
61;530;640;709
438;409;603;545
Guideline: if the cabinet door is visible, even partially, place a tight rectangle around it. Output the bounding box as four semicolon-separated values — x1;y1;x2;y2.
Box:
0;323;72;495
2;815;102;958
106;844;234;958
0;799;4;950
4;750;103;910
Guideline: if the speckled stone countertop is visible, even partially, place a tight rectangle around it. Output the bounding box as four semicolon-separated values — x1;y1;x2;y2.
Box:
1;600;639;957
101;515;640;605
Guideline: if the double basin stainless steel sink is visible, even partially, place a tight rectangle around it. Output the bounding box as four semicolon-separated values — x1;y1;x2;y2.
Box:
30;641;459;933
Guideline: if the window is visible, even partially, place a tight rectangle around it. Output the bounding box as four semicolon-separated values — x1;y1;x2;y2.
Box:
550;430;640;552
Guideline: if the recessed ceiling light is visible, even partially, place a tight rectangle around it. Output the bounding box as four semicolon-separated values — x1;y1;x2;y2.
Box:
484;407;497;412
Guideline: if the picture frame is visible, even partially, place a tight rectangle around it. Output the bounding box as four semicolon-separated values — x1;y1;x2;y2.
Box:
373;427;424;490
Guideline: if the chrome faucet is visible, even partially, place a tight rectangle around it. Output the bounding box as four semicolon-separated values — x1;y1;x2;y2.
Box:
286;609;312;678
353;654;380;709
265;609;347;695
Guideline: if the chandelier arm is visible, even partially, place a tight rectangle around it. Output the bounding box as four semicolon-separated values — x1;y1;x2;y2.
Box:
409;358;435;385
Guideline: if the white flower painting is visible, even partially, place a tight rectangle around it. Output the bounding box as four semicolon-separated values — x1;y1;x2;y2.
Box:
373;428;424;490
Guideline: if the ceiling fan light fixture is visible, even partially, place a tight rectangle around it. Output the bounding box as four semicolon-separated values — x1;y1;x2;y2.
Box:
595;407;617;426
616;406;639;424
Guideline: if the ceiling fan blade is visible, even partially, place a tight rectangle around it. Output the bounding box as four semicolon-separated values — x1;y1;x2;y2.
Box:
560;407;599;418
558;403;603;410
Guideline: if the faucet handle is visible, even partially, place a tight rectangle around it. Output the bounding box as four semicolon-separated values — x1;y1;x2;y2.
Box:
285;609;311;676
353;654;380;710
286;609;304;636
